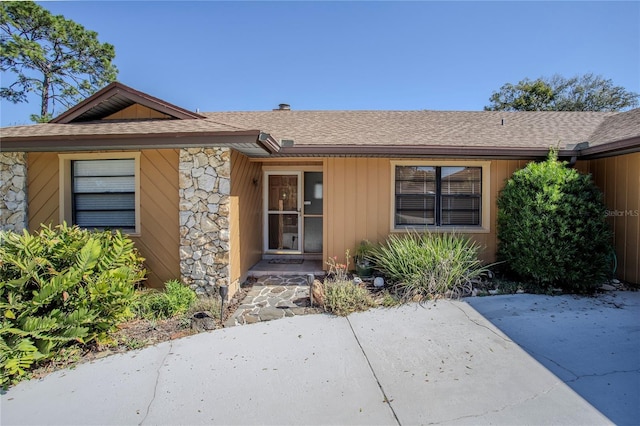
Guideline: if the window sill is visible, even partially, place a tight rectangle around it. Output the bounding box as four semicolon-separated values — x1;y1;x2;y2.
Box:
76;228;141;237
392;225;490;234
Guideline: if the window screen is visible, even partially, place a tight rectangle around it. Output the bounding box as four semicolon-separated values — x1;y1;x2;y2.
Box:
72;159;136;231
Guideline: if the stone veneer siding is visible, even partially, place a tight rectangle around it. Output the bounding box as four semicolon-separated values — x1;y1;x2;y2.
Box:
179;147;231;295
1;152;27;232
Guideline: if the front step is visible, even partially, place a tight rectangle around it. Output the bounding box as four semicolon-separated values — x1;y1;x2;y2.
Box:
248;259;324;277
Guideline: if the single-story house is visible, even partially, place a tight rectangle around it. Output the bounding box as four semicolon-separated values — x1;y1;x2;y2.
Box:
1;82;639;296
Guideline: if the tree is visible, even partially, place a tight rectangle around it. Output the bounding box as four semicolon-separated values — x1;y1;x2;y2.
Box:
485;73;639;112
0;1;117;122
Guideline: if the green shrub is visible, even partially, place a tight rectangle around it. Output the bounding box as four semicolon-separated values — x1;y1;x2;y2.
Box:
0;223;146;387
135;280;197;320
370;231;487;301
497;150;612;293
323;279;376;316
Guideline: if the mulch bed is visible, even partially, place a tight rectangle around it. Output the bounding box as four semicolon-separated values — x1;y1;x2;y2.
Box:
30;284;253;380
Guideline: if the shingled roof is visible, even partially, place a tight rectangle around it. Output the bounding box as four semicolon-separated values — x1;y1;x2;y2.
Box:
1;82;638;159
202;110;621;154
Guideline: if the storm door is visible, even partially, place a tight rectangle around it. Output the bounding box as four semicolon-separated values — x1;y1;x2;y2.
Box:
265;172;302;253
264;171;323;254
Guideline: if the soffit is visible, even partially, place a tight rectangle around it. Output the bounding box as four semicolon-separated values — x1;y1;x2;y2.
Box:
51;82;205;123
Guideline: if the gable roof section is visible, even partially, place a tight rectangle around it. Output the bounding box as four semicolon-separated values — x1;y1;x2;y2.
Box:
1;82;280;156
51;82;206;123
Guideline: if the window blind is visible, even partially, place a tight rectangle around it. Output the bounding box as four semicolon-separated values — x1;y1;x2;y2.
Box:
72;159;136;231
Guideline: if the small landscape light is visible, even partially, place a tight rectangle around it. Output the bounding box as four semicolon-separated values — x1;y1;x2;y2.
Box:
219;285;229;322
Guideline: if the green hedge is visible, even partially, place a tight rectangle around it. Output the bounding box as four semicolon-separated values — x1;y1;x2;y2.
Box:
497;150;612;293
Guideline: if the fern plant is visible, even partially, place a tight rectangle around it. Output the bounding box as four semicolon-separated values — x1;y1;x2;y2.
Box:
0;223;146;387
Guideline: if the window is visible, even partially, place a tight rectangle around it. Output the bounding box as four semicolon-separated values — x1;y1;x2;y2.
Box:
60;154;140;234
71;159;136;231
394;164;484;228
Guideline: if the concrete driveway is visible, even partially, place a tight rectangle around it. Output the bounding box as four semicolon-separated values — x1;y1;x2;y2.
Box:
2;292;637;425
467;291;640;425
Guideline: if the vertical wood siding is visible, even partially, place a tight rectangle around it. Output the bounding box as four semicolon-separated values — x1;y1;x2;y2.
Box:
27;149;180;289
27;152;59;229
131;149;180;288
589;153;640;284
323;156;638;284
230;151;263;294
323;158;531;266
324;158;391;264
104;104;171;120
480;159;530;263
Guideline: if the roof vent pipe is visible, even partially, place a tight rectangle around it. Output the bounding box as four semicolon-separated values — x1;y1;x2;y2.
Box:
275;103;291;111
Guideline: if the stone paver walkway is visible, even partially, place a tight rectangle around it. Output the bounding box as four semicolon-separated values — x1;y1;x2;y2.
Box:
224;275;322;327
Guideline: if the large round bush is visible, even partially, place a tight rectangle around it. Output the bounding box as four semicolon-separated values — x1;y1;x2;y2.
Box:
497;150;612;293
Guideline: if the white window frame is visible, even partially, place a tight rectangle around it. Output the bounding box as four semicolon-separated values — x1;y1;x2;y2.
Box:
391;160;491;234
59;152;141;236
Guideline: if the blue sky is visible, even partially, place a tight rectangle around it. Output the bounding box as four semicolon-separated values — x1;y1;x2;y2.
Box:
1;1;639;126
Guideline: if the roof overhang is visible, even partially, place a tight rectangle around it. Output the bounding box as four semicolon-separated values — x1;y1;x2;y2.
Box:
577;136;640;159
272;145;578;159
7;136;637;160
0;130;282;157
51;82;206;123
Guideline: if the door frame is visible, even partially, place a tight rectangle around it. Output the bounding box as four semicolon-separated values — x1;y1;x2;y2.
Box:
262;167;324;256
263;171;303;254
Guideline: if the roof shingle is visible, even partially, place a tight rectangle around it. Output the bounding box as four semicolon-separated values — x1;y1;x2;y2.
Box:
202;110;618;149
588;108;640;146
2;107;638;156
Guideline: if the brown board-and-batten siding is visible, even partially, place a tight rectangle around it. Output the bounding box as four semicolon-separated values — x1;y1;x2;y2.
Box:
27;152;59;227
582;153;640;285
103;104;172;120
134;149;180;288
324;157;391;262
26;149;180;288
483;159;530;262
323;158;531;266
229;150;263;294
